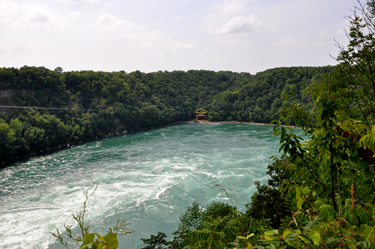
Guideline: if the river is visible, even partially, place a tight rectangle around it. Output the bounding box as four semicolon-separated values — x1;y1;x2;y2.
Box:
0;123;302;248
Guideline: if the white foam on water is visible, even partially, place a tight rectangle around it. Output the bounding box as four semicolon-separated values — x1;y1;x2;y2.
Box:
0;185;87;248
0;165;186;248
0;124;300;249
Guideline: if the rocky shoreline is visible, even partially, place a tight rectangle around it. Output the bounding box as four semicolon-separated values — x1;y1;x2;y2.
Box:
188;119;301;129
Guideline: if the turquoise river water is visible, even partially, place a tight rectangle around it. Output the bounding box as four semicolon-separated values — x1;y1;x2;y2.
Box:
0;123;303;248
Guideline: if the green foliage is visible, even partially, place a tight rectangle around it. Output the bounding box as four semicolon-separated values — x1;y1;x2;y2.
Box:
252;2;375;247
0;66;333;166
141;188;272;249
207;67;333;123
141;231;170;249
245;181;290;228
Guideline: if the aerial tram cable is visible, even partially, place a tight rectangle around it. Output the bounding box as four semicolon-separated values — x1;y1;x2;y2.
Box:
0;105;107;112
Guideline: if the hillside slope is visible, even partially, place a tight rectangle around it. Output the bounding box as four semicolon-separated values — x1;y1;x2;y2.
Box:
0;66;334;166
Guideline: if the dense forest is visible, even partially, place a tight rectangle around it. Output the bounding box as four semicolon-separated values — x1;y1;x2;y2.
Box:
0;65;333;166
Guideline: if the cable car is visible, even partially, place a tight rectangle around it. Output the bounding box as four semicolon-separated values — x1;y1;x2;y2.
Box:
195;108;207;120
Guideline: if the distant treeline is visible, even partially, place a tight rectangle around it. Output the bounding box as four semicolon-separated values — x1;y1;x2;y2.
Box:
0;65;334;165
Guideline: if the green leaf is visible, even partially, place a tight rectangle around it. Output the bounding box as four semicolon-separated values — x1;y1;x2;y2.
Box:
237;233;254;240
263;230;279;241
79;233;95;249
247;243;254;249
296;231;309;244
296;187;301;200
357;241;373;249
308;230;321;246
95;233;105;241
103;232;119;249
297;198;304;209
281;229;292;238
350;155;359;163
245;233;254;239
359;159;370;169
333;155;341;163
301;187;309;194
364;225;375;240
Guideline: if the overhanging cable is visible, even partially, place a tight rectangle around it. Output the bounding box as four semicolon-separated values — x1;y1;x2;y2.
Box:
0;105;102;112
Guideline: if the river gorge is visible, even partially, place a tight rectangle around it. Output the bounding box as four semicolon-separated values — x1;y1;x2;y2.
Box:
0;123;303;248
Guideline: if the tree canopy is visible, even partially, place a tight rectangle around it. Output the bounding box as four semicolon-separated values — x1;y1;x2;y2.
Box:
0;66;333;166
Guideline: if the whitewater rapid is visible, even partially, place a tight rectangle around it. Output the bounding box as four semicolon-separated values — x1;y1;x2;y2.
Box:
0;123;297;248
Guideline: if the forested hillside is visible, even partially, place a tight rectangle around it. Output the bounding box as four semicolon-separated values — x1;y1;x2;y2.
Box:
0;66;333;166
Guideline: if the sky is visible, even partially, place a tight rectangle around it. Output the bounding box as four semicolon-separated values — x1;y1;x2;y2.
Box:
0;0;360;74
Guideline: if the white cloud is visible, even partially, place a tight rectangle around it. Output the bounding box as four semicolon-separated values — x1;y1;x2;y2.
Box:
58;0;99;4
335;28;346;35
174;15;183;21
10;4;68;29
217;0;246;15
215;39;240;44
212;0;255;16
0;0;354;74
0;1;69;29
70;11;83;18
317;31;327;36
94;13;137;31
216;15;262;34
10;42;27;52
173;43;195;51
92;13;166;47
315;42;325;46
139;43;154;50
0;0;18;23
275;37;300;45
206;0;261;35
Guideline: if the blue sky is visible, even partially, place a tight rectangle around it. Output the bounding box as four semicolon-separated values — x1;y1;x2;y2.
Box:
0;0;358;73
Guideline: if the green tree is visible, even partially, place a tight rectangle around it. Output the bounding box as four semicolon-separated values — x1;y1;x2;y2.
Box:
54;67;63;74
0;121;14;160
254;2;375;246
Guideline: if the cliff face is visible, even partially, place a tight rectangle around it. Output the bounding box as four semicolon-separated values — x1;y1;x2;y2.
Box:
0;90;36;115
0;90;13;99
0;89;37;101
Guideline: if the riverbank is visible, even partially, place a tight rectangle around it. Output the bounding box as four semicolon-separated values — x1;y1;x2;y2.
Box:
1;121;186;168
181;119;302;129
0;120;300;168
